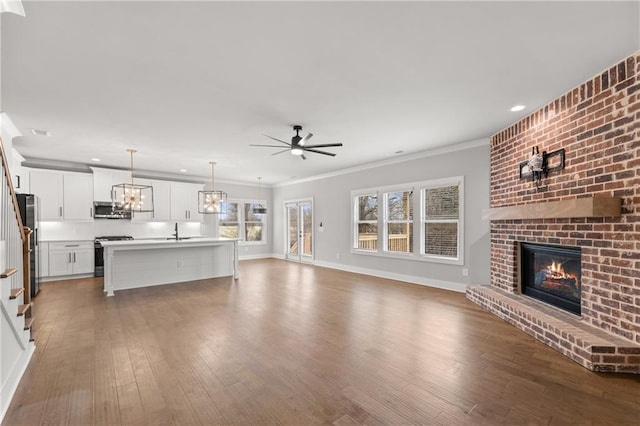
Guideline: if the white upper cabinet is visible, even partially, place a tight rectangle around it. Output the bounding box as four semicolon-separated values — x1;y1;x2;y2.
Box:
29;169;93;221
91;167;131;202
170;182;203;222
131;178;171;222
63;173;93;220
29;166;211;224
30;170;64;220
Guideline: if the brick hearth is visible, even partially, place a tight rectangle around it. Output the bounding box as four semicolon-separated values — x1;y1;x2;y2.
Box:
467;51;640;373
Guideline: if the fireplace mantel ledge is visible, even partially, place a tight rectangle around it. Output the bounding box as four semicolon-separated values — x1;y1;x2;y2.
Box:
482;196;621;221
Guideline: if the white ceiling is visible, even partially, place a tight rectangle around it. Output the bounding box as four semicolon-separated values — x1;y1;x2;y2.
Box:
2;1;639;185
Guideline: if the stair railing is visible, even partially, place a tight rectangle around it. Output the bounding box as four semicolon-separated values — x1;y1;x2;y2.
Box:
0;137;29;302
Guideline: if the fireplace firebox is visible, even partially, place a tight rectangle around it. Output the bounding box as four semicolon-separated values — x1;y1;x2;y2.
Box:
520;243;581;315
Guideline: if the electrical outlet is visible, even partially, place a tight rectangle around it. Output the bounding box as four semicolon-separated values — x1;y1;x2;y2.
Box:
462;268;468;276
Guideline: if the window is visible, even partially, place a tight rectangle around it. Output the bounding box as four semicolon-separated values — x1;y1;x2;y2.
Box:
219;202;239;238
244;203;264;242
422;184;459;259
218;200;267;244
384;190;413;253
354;193;378;251
351;177;463;264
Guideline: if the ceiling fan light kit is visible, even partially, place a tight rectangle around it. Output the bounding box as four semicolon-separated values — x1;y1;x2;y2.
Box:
112;149;155;214
198;161;227;214
250;125;343;160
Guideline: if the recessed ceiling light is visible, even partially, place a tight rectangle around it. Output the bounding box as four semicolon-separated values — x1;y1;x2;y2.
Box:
510;105;526;112
180;169;187;173
30;128;51;136
91;158;101;162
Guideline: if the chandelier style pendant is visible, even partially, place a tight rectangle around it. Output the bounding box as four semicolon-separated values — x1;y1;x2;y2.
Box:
112;149;154;214
198;161;227;214
252;177;267;215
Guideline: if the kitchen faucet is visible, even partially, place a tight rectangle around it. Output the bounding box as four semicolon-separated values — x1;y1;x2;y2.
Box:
172;222;179;240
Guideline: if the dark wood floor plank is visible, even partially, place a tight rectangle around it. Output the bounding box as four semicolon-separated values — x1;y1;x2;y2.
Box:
2;259;640;425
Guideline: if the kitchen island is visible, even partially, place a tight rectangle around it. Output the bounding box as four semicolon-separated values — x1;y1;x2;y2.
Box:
100;238;239;296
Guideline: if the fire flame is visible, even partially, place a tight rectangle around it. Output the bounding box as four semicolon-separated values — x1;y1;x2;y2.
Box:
545;260;577;281
550;261;563;274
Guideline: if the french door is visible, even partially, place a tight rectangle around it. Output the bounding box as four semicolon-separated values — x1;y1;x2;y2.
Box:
285;199;313;262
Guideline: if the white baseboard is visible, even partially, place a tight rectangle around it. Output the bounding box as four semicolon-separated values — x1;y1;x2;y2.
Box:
238;253;278;261
41;273;94;282
313;260;467;293
244;255;466;293
0;342;34;424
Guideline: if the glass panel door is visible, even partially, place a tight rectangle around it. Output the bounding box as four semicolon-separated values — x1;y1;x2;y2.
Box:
302;202;313;256
285;200;313;262
286;203;299;259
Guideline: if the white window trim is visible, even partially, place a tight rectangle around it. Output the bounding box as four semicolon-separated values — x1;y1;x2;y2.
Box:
382;188;414;254
352;191;378;252
419;176;464;265
218;198;268;246
350;176;464;265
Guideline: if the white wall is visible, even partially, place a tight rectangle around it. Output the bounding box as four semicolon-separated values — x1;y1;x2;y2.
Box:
1;17;34;422
272;140;491;291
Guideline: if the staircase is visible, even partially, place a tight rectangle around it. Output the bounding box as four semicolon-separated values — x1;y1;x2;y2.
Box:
0;135;34;421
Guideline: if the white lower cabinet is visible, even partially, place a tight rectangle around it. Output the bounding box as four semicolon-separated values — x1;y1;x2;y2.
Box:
48;241;94;277
38;242;49;278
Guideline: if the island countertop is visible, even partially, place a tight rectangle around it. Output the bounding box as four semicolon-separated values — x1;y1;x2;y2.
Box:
100;237;238;248
102;237;239;296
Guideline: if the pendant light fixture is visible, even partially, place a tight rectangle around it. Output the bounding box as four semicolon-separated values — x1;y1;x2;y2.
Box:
252;177;267;214
198;161;227;213
112;149;154;214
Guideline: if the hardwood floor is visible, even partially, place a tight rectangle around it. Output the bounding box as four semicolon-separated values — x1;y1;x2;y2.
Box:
3;258;639;425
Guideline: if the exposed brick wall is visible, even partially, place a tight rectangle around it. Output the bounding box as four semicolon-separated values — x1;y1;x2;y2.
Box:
489;51;640;344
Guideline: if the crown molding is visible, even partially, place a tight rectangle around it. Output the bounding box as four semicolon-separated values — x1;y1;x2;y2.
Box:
274;138;489;188
23;158;272;187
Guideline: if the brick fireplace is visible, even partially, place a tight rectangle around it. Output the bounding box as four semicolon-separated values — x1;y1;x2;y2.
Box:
467;51;640;373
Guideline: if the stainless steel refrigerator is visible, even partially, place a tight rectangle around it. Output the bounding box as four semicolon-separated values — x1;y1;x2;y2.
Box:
16;193;41;298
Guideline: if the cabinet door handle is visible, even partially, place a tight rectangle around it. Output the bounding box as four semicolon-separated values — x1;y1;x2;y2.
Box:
65;244;79;247
90;207;93;217
73;253;76;263
68;253;72;263
59;206;63;217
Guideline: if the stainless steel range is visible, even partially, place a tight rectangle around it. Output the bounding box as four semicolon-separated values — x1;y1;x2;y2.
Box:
94;235;134;277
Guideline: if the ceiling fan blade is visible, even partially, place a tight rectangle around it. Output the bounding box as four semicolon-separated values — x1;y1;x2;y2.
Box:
262;134;291;145
301;154;306;160
303;148;337;157
299;133;313;146
250;144;292;148
302;143;343;148
271;148;291;156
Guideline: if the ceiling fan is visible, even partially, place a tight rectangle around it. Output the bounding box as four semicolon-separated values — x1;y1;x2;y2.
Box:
251;125;343;160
